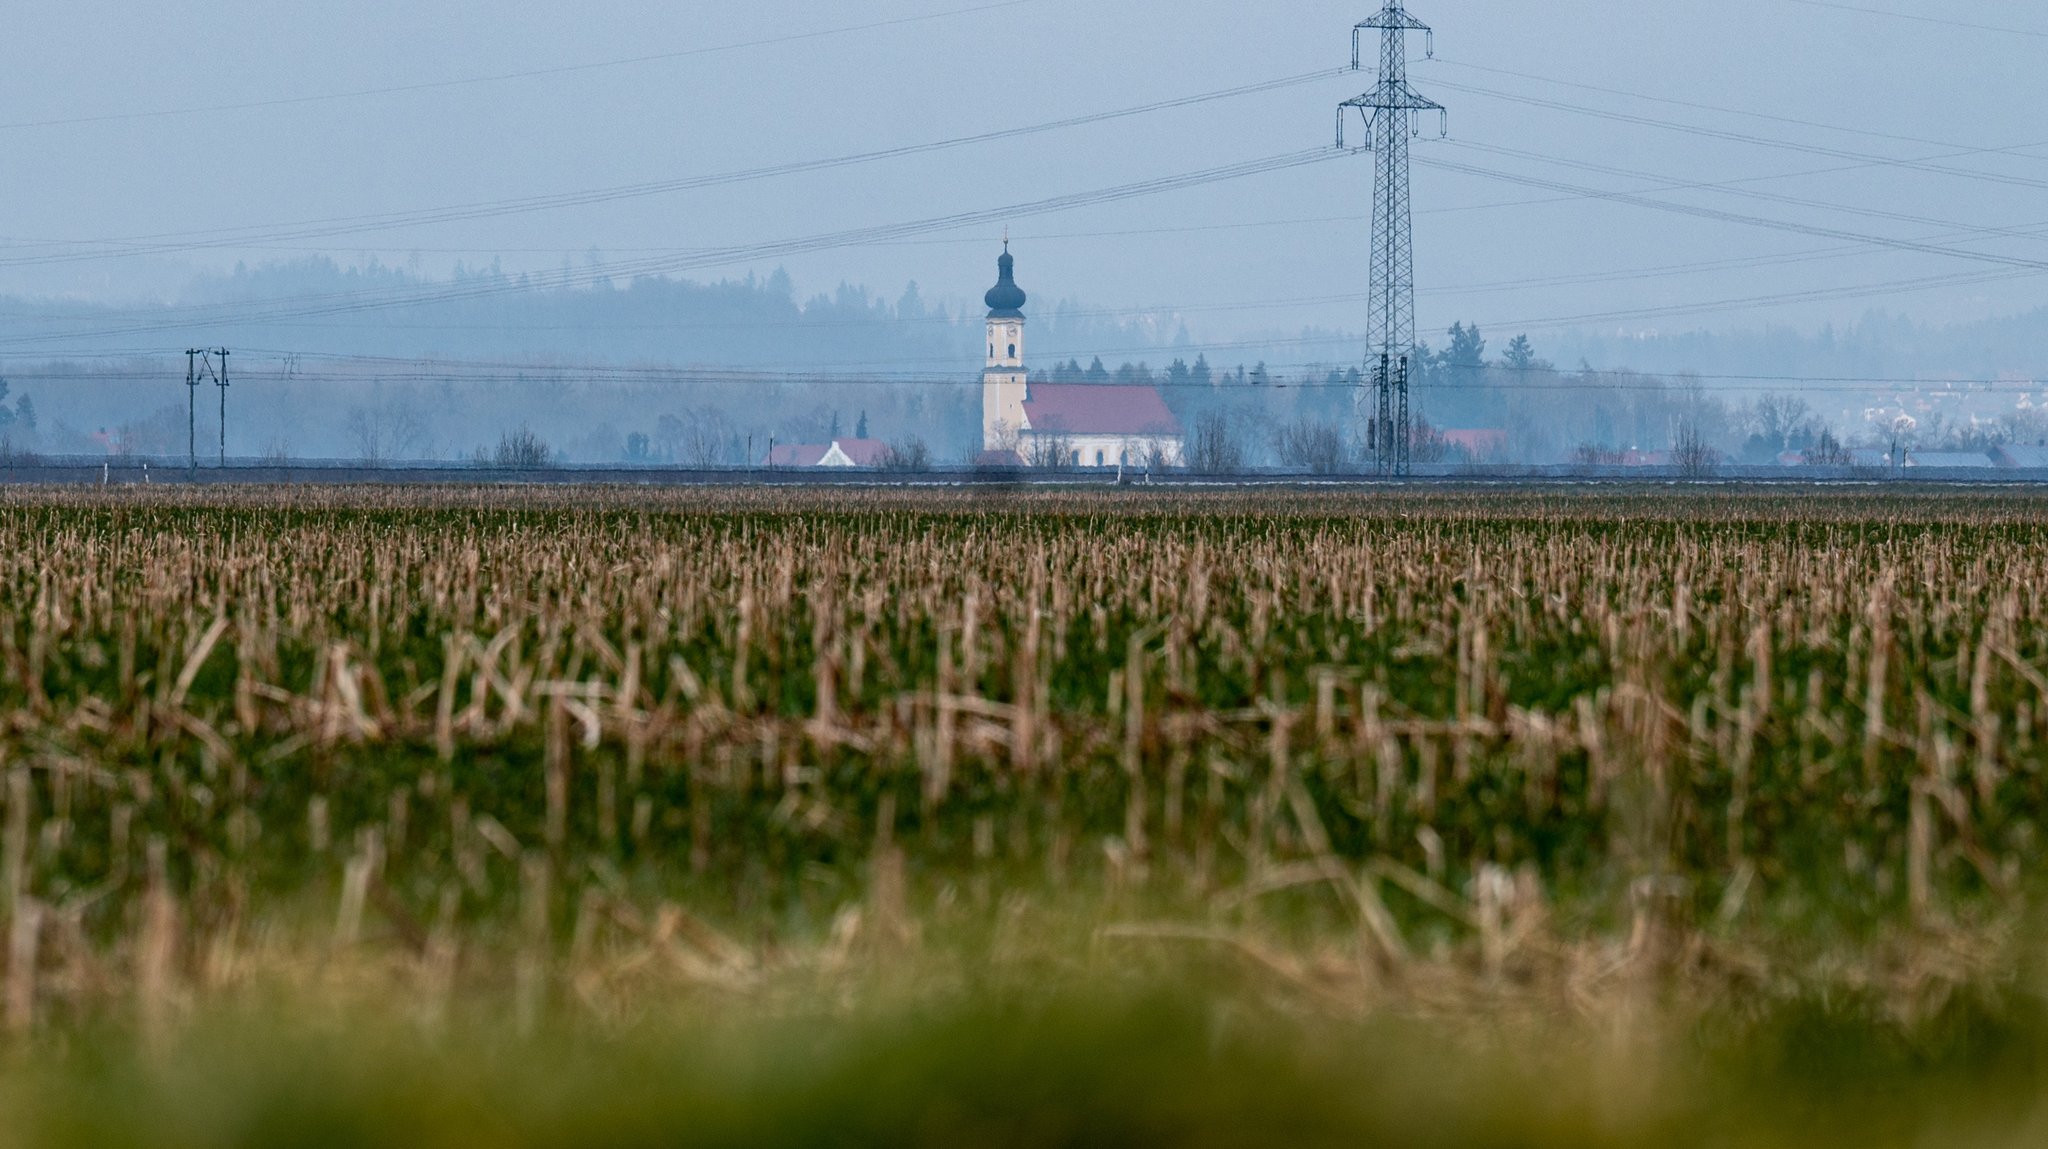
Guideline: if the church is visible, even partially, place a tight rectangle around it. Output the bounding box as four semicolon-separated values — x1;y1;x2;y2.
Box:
979;245;1183;468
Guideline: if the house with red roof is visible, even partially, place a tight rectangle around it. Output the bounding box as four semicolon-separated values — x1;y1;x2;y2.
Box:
764;438;891;468
978;245;1182;468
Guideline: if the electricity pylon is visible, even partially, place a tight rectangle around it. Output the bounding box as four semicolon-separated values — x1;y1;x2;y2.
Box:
1338;2;1444;476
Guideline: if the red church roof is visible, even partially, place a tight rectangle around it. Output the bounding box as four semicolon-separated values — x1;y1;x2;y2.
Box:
830;439;893;466
765;438;892;467
767;443;831;467
1022;384;1180;437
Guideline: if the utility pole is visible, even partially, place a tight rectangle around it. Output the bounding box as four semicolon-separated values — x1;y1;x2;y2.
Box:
214;348;230;466
183;348;230;472
186;349;200;474
1338;2;1444;477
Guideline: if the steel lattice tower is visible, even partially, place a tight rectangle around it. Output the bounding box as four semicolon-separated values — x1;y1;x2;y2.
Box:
1338;3;1443;475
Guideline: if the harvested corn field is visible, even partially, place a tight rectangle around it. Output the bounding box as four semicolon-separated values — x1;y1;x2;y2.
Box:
3;486;2048;1146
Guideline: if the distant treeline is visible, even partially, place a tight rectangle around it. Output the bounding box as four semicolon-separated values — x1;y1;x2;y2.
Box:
4;259;2045;466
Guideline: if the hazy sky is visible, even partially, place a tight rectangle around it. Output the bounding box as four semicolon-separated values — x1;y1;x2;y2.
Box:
5;0;2048;366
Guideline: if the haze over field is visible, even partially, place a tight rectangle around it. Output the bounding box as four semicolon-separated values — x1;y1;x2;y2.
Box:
4;0;2048;460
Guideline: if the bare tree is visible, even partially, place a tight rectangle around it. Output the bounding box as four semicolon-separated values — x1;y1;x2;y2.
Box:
1672;419;1720;478
0;434;40;467
1184;413;1245;474
113;406;186;458
1749;392;1814;451
1026;433;1078;471
657;407;735;467
877;437;932;472
486;427;555;469
1802;429;1851;466
346;407;430;462
1410;417;1453;465
1274;418;1347;474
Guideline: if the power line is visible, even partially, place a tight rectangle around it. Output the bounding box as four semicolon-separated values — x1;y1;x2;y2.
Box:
31;132;2038;343
0;0;1054;133
9;353;2043;395
15;52;2028;353
0;68;1343;270
1432;58;2028;154
0;148;1350;347
1446;138;2048;249
1414;153;2048;275
1785;0;2048;40
1432;78;2048;193
12;149;2047;357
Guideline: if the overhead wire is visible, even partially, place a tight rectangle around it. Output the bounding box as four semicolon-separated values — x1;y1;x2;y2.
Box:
1433;78;2048;195
1444;138;2048;248
25;92;2048;347
1784;0;2048;40
1414;153;2048;274
5;352;2039;396
11;28;2048;376
1432;57;2031;153
0;0;1055;133
0;68;1343;269
0;148;1350;346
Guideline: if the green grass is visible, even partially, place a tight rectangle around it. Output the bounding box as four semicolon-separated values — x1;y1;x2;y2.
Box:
0;485;2044;1144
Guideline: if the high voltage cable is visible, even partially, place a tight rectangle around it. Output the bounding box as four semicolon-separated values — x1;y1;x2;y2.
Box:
0;148;1347;347
63;142;2045;341
74;211;1375;259
1446;139;2048;248
11;52;2044;358
1414;154;2048;274
8;212;1993;340
1433;58;2028;153
1785;0;2048;39
11;61;2027;338
12;62;2026;331
90;346;2043;390
1433;78;2048;193
14;134;2048;351
17;105;2035;344
96;145;2048;342
5;356;2038;395
0;0;1052;133
0;69;1342;269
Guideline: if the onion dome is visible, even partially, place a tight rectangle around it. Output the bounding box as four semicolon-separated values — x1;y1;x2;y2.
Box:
984;243;1027;318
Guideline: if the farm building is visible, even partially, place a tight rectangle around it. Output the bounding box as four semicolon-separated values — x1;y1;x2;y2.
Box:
979;245;1182;468
1905;450;1997;470
1995;444;2048;469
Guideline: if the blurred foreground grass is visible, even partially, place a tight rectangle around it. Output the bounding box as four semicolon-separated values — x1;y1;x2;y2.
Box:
0;485;2044;1144
11;980;2048;1148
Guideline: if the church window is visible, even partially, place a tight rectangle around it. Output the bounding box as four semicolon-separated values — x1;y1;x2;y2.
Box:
1008;344;1016;359
1095;450;1105;467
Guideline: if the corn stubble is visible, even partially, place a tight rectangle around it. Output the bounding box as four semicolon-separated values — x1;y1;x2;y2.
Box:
0;485;2046;1145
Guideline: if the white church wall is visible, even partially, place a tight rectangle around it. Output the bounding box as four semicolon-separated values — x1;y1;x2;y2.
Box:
1030;433;1182;469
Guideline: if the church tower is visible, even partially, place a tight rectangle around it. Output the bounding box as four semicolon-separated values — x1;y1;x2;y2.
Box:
982;242;1028;452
